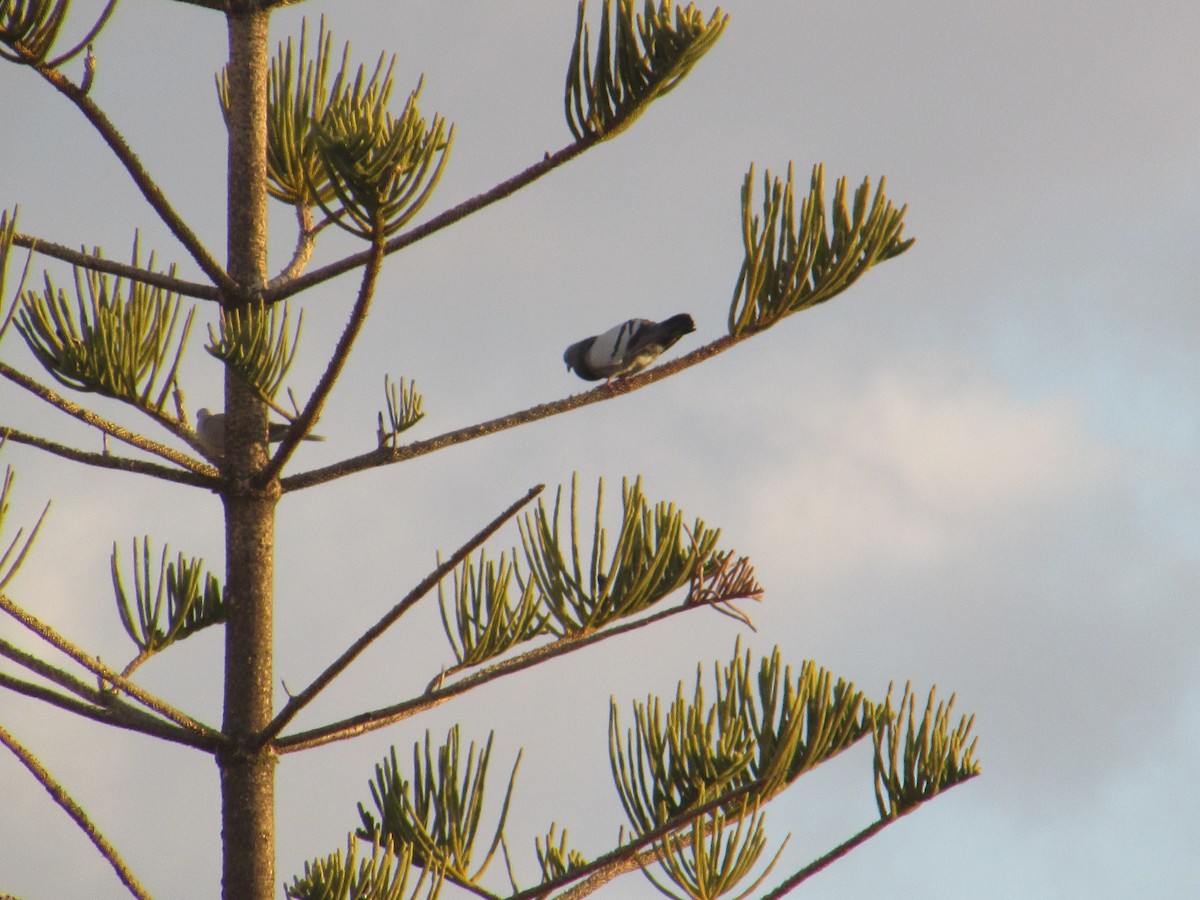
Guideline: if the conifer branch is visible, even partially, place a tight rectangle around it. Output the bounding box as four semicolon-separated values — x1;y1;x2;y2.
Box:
286;833;447;900
0;634;104;702
260;483;544;748
15;240;197;414
260;238;384;483
10;232;218;300
32;66;236;296
275;596;718;754
0;668;209;749
565;0;729;142
508;780;762;900
279;335;737;492
0;723;153;900
729;163;912;336
267;205;318;289
0;424;216;487
0;358;218;479
111;537;227;671
262;138;596;302
759;817;889;899
41;0;118;69
0;590;221;741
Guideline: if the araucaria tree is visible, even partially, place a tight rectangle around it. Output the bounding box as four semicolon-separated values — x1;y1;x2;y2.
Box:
0;2;980;898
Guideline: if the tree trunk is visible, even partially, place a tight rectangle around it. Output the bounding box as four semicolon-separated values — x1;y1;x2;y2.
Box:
219;7;276;900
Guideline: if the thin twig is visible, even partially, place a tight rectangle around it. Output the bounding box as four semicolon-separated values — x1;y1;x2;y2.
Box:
33;67;236;296
280;335;740;493
10;232;218;300
0;723;154;900
0;591;221;741
261;483;544;748
259;239;385;483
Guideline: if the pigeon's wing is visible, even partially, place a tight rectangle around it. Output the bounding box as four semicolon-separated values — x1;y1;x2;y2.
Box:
196;409;225;454
566;315;695;381
583;319;656;376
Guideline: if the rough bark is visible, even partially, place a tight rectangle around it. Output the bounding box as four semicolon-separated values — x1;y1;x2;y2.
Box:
218;7;277;900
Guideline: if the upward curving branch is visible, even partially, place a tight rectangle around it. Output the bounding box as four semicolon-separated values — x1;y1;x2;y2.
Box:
259;482;544;748
259;238;384;482
33;66;237;296
262;137;597;303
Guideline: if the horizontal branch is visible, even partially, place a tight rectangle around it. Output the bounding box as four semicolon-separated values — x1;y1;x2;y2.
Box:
0;591;221;742
0;723;153;900
0;671;211;749
0;634;103;701
10;232;218;301
0;425;217;488
0;360;220;484
262;137;598;303
280;335;739;493
0;637;214;748
259;483;544;748
275;597;707;754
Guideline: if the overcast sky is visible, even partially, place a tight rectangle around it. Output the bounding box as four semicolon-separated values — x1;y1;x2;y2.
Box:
2;2;1198;898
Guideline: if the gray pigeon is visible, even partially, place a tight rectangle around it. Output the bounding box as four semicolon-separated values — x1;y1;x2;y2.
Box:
195;408;325;455
563;314;695;382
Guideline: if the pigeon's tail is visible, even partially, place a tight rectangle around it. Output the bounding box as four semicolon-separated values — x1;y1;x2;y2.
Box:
657;313;696;348
266;422;327;443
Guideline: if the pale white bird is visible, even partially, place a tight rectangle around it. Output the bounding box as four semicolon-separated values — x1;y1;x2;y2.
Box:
195;408;325;455
563;314;695;382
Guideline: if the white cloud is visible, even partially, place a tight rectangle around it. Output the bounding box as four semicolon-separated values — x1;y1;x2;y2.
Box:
739;369;1114;583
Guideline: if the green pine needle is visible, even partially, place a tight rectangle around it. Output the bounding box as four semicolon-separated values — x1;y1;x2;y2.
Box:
566;0;729;141
728;162;914;337
14;237;194;412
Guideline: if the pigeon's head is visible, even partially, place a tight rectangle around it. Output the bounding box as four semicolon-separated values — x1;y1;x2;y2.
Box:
563;339;593;375
196;408;214;427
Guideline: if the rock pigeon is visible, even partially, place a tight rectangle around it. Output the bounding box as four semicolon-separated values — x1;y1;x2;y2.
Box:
195;408;325;455
563;314;696;382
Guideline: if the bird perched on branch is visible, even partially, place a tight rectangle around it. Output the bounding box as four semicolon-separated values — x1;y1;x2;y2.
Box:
195;408;325;456
563;314;695;382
